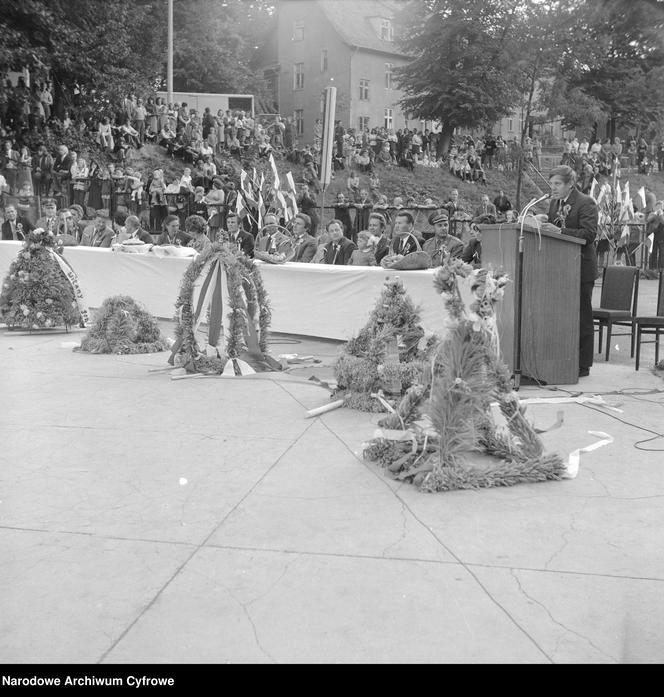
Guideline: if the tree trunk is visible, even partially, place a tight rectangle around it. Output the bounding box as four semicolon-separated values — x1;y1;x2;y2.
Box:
436;122;455;159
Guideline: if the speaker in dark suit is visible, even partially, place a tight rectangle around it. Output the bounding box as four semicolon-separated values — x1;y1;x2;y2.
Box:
289;213;318;263
544;165;599;376
224;213;255;258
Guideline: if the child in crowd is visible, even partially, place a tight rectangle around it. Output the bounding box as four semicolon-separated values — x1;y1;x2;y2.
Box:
149;169;165;206
349;230;378;266
124;166;145;206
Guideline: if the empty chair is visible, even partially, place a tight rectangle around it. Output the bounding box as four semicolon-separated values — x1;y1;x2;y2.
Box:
592;265;640;361
634;271;664;371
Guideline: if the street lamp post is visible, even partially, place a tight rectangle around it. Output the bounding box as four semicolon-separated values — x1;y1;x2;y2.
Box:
167;0;173;104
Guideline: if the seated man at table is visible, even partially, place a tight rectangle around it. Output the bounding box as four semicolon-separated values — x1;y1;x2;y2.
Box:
125;214;154;244
319;219;357;265
224;212;255;257
80;210;114;247
35;198;59;231
472;194;497;224
255;213;292;258
461;224;482;267
288;213;317;263
423;210;464;265
388;210;422;256
1;204;34;240
369;212;391;265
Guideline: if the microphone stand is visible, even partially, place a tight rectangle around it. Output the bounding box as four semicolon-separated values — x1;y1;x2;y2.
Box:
513;192;550;390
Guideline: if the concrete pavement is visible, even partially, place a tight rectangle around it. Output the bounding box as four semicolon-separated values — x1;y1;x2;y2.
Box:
1;278;663;664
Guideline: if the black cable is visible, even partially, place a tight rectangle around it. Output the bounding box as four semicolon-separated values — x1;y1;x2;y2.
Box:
581;402;664;452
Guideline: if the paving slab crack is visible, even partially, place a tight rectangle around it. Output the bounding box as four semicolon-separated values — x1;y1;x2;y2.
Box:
509;568;617;663
544;512;578;570
318;418;554;663
95;419;317;664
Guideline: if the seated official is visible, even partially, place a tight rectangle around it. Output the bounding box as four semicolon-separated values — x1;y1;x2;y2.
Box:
35;198;60;231
288;213;318;263
223;212;255;257
185;214;211;255
255;213;292;257
125;214;154;244
156;214;188;246
368;212;390;265
1;204;34;240
389;210;422;256
493;190;512;215
461;224;482;267
423;210;464;265
472;194;498;224
55;209;79;246
319;219;357;265
80;210;114;247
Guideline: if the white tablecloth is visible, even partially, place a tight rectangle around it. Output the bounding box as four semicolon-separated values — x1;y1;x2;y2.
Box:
0;242;448;340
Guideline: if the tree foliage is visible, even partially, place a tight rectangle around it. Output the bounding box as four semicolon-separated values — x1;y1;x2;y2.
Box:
170;0;272;97
393;0;525;146
0;0;165;106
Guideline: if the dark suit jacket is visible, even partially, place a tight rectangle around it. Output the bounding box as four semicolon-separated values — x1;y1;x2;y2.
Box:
322;237;357;265
375;236;390;264
389;232;421;256
1;216;33;240
290;234;317;263
135;227;154;244
228;229;255;258
548;187;598;283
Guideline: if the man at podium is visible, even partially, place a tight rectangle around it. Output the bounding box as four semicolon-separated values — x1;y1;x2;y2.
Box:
539;165;598;378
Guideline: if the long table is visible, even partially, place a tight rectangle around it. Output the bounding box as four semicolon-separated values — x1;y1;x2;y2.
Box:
0;242;448;340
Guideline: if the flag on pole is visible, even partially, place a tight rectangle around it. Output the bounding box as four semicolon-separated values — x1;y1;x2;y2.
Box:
269;153;280;191
258;191;265;230
589;178;597;200
276;190;289;220
236;191;248;220
637;186;646;209
620;181;634;221
286;171;297;193
615;180;622;204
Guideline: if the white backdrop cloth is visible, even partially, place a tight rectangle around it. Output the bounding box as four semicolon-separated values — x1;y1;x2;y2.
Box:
0;243;448;340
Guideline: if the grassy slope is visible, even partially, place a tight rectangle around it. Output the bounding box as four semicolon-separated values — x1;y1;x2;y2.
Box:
128;144;664;214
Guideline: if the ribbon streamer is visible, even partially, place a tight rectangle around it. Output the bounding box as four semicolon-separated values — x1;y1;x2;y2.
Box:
564;430;614;479
47;249;91;325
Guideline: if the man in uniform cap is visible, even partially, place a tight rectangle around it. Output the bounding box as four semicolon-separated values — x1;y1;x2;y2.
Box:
423;209;464;265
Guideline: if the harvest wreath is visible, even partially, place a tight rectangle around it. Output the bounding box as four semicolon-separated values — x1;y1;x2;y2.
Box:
363;257;566;492
169;242;278;375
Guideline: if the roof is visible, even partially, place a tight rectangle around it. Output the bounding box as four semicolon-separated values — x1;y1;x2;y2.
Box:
317;0;410;57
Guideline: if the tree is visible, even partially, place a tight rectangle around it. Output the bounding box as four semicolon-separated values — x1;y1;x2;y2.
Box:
541;0;664;139
393;0;526;155
0;0;165;115
170;0;272;98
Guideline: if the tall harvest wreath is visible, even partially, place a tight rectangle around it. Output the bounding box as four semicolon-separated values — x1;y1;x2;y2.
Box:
169;242;279;375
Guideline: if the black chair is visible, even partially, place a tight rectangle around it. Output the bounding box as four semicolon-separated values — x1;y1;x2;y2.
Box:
634;271;664;371
592;265;640;361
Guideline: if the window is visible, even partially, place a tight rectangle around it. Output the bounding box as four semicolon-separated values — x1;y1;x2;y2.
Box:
293;21;304;41
294;109;304;136
384;108;393;130
385;63;393;89
359;116;370;132
508;118;514;132
320;49;328;73
359;79;369;101
380;19;393;41
294;63;304;90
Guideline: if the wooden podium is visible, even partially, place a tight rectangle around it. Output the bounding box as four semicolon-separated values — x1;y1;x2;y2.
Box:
480;223;586;385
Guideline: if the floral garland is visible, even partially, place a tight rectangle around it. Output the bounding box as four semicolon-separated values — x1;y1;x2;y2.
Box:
172;242;271;373
0;227;81;330
77;295;167;355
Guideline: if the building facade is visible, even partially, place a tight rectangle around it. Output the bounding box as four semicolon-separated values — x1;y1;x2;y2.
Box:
258;0;411;145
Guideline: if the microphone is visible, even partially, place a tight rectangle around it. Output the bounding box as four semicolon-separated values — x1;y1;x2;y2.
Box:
518;191;551;220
